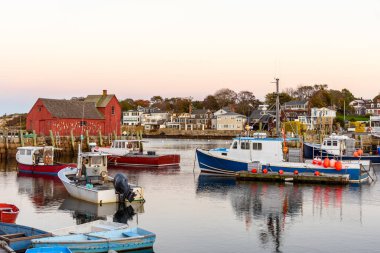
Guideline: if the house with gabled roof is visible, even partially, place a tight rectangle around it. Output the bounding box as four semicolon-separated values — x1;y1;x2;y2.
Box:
26;90;121;136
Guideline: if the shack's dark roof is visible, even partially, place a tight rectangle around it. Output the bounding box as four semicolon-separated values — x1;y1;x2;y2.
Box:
40;98;104;119
217;112;246;117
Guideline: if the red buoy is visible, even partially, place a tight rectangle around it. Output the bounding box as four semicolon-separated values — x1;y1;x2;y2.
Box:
294;170;299;175
279;170;284;175
312;159;317;165
251;168;257;173
353;151;359;157
323;158;330;168
263;169;268;174
335;161;342;171
317;159;322;166
314;171;320;176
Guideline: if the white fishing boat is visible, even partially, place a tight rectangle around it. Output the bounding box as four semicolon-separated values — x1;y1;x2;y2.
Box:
58;147;144;204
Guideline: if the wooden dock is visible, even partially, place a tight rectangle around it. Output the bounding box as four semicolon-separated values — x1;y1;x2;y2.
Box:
236;171;350;184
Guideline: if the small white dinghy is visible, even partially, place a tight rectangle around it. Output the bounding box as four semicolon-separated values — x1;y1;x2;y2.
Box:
58;146;144;204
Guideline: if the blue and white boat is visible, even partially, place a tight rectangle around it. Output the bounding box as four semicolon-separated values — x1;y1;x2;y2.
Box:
0;222;51;252
32;225;156;253
26;246;72;253
196;133;372;183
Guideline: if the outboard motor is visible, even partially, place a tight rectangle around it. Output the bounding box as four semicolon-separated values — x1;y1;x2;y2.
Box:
113;173;136;203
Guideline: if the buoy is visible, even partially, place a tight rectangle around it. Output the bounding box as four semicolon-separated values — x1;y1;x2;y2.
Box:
314;171;320;176
312;158;318;165
263;169;268;174
279;170;284;175
330;159;336;168
353;151;359;157
294;170;299;175
323;158;330;168
251;168;257;173
357;149;363;156
317;158;322;166
335;161;342;171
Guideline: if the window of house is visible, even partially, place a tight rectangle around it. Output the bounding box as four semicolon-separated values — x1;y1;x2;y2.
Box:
79;121;87;126
371;104;374;108
112;106;115;115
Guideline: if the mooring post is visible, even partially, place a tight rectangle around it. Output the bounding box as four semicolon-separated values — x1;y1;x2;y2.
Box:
99;130;103;147
49;130;55;147
33;130;37;146
70;129;75;151
20;130;24;147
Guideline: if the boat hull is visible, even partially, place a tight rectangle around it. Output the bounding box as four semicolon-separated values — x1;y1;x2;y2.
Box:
0;222;51;252
196;149;369;183
108;154;180;168
58;167;144;204
303;143;380;164
32;227;156;253
0;203;19;223
17;163;77;176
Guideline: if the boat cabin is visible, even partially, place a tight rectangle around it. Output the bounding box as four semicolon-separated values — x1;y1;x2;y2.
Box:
370;116;380;135
111;140;144;152
16;146;55;166
225;133;285;164
320;134;355;156
79;152;108;178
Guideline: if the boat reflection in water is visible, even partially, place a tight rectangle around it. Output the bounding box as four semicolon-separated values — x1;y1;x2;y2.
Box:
59;197;144;225
16;173;68;209
196;174;354;252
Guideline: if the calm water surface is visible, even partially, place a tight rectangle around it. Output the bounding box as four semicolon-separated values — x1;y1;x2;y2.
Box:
1;138;380;253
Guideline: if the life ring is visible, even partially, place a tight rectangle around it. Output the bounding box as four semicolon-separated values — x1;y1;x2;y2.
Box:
127;143;132;149
100;171;107;178
367;127;372;132
44;156;52;165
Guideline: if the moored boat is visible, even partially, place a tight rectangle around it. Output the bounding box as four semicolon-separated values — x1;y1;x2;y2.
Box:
303;134;380;164
97;140;180;168
0;222;51;252
196;133;372;183
58;150;144;204
0;204;19;224
26;246;72;253
16;146;76;176
32;223;156;253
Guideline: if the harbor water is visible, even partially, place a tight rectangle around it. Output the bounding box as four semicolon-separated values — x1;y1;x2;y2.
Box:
1;138;380;253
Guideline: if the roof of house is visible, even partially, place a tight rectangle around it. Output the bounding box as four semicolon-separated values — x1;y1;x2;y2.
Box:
217;112;246;117
192;109;210;115
85;94;115;107
283;100;308;106
40;98;104;119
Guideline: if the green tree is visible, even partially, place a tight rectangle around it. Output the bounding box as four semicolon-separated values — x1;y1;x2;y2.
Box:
265;92;292;106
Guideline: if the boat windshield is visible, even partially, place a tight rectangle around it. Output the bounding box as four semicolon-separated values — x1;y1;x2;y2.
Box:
90;156;103;166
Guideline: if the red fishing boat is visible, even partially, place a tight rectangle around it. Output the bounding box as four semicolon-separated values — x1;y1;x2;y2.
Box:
0;203;19;223
97;140;180;168
16;146;76;176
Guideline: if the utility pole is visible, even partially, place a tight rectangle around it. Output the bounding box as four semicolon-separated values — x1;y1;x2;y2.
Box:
274;78;280;136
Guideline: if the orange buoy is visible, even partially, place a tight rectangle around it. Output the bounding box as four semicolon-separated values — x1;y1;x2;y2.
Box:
330;159;336;168
251;168;257;173
294;170;299;175
314;171;320;176
353;151;359;157
279;170;284;175
263;169;268;174
357;149;363;156
323;158;330;168
335;161;342;171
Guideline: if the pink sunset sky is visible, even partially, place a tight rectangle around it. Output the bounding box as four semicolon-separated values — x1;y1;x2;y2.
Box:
1;0;380;115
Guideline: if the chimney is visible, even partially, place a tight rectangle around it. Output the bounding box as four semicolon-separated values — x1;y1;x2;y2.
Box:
102;90;107;96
